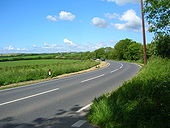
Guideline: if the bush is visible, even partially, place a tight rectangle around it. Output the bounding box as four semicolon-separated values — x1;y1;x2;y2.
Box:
154;34;170;58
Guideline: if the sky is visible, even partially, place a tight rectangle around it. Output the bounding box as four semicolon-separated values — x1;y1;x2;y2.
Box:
0;0;154;53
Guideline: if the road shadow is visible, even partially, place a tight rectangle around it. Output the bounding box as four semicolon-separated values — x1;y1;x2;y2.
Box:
0;105;96;128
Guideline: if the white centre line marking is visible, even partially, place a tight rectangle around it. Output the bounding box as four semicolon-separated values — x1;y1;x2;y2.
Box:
111;68;119;73
81;74;105;83
0;88;59;106
71;120;87;127
77;103;92;113
111;63;123;73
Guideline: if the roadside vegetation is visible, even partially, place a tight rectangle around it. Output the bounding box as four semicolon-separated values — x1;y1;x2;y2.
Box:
0;59;99;86
88;57;170;128
88;0;170;127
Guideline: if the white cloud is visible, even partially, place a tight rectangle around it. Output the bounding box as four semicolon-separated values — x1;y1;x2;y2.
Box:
43;42;50;46
30;43;64;53
32;45;38;48
46;11;75;22
46;15;58;22
16;48;28;51
59;11;75;21
42;43;60;49
105;13;119;19
112;9;141;31
103;0;139;5
63;38;76;46
89;41;115;51
91;17;108;28
94;42;105;49
4;45;15;50
3;46;28;51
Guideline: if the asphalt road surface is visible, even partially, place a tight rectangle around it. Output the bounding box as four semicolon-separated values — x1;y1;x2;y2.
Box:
0;61;140;128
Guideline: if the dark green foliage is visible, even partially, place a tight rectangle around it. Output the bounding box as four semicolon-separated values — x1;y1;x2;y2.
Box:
147;42;157;58
88;57;170;128
144;0;170;60
94;48;106;59
81;51;96;60
80;42;144;61
123;43;143;60
79;47;118;60
144;0;170;34
93;47;118;60
114;39;143;60
114;39;134;60
105;48;117;60
154;34;170;58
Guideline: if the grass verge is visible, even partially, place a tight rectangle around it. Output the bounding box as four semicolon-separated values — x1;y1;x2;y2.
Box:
88;57;170;128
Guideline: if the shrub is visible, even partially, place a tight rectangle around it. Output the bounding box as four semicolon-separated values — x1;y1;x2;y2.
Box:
154;34;170;58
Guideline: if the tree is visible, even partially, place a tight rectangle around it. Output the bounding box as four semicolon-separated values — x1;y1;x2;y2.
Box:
94;48;106;59
147;42;157;58
124;43;143;60
154;34;170;58
114;39;134;60
82;51;95;60
144;0;170;34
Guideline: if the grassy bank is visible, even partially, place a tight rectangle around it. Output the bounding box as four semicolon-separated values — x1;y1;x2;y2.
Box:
88;57;170;128
0;59;99;86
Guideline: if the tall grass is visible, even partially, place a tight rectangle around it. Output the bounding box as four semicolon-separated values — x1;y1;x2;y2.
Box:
88;57;170;128
0;59;99;86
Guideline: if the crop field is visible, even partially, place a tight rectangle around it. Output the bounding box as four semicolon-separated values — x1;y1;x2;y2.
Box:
0;52;83;62
0;59;99;86
0;54;57;61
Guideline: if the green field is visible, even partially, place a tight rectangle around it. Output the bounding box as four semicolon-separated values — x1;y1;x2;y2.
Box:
0;53;83;62
0;59;78;68
0;59;99;86
88;57;170;128
0;54;56;61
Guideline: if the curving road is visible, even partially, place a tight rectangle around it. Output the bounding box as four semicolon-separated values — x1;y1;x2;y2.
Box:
0;61;140;128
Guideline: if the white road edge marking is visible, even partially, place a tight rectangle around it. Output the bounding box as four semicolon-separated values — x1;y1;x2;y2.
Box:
81;74;105;83
134;63;142;68
0;79;58;92
71;120;87;127
111;63;123;73
77;103;92;113
0;88;59;106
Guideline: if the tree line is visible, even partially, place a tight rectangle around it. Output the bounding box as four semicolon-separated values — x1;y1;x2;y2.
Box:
80;35;169;62
81;0;170;62
1;35;169;62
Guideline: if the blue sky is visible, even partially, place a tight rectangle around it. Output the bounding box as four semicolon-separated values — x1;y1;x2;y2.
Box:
0;0;154;53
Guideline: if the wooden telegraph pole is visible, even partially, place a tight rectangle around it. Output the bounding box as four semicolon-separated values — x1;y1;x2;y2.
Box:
140;0;147;65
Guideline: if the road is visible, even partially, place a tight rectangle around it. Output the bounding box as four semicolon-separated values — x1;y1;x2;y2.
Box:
0;61;140;128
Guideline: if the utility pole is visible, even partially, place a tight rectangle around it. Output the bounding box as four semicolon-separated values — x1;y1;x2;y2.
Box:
140;0;147;65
